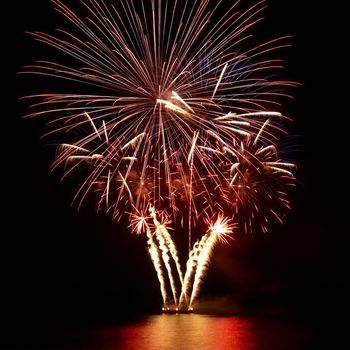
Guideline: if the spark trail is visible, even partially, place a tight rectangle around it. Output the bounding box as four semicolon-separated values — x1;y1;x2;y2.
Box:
150;206;179;307
189;215;234;308
131;212;168;307
146;227;168;307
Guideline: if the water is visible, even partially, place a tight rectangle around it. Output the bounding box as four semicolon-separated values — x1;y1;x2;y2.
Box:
55;314;320;350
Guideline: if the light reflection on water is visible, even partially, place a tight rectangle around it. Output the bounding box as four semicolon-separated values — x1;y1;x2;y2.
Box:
58;314;315;350
117;315;255;350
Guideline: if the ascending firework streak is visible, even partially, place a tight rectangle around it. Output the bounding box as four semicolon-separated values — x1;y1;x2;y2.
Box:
149;206;179;306
22;0;298;311
189;215;234;308
130;211;168;306
150;208;184;287
179;214;234;308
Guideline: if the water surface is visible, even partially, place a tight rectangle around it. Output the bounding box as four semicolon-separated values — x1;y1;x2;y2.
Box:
56;314;319;350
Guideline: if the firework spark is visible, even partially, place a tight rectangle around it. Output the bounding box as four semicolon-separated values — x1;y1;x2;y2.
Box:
22;0;297;311
189;215;234;308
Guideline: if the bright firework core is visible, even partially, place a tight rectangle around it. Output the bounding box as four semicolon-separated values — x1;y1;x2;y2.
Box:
23;0;298;312
209;215;235;244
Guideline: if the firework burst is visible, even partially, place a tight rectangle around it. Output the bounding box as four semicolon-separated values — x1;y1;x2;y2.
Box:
22;0;297;311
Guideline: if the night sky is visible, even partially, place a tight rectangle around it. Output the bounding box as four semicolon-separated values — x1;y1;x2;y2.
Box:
4;0;348;348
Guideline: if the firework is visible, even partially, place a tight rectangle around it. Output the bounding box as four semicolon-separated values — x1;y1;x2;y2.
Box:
189;215;234;308
22;0;297;311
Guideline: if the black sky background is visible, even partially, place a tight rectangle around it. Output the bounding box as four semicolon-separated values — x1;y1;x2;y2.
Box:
3;0;348;348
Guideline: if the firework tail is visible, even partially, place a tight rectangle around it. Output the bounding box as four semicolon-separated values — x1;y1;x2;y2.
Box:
160;224;184;286
145;227;167;308
179;235;207;308
189;231;218;309
179;245;197;309
149;206;179;307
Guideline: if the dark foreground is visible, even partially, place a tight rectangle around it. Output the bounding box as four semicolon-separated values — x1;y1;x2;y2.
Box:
3;313;334;350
